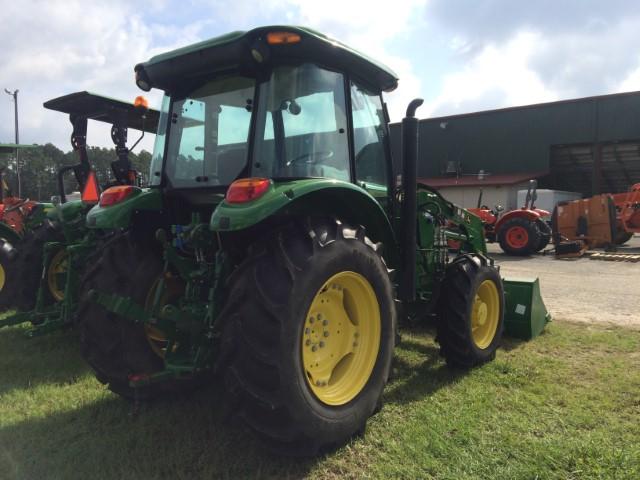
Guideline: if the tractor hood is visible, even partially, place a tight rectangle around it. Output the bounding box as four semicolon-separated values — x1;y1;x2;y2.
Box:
134;26;399;93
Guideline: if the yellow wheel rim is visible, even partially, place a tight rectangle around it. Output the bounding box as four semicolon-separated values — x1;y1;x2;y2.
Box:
471;279;500;349
47;249;68;302
0;262;5;292
301;271;381;406
144;274;183;358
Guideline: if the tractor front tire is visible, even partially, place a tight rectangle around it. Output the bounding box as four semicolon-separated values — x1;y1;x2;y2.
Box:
78;233;193;400
498;217;541;256
437;255;504;368
217;219;395;456
536;219;552;252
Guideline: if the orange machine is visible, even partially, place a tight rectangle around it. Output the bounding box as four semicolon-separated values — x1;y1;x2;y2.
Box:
611;183;640;244
552;194;617;253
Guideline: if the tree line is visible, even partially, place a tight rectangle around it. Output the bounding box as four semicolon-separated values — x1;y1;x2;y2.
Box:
0;144;152;201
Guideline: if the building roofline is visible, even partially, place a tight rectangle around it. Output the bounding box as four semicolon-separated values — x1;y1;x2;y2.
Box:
390;90;640;125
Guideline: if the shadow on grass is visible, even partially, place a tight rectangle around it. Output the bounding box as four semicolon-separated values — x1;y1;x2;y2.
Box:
0;382;320;479
0;325;90;396
499;335;528;352
384;334;464;406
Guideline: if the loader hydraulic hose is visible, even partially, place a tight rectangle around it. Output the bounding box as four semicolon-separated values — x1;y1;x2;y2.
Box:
399;98;423;302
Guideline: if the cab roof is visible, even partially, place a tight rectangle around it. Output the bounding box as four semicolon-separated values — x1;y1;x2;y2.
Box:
135;25;399;93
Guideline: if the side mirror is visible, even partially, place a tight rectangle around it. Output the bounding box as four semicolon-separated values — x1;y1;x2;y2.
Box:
495;205;504;213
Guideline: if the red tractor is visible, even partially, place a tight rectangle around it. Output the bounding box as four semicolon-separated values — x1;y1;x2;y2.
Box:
469;180;551;256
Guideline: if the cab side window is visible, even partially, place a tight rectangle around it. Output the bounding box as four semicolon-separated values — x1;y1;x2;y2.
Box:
351;83;388;191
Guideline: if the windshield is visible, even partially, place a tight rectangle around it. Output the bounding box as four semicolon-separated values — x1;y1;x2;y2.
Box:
157;64;355;189
252;64;350;182
164;76;255;188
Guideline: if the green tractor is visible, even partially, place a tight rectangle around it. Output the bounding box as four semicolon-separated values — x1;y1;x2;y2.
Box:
79;26;531;455
0;92;158;335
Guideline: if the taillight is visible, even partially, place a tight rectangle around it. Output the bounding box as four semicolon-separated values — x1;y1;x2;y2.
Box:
226;178;271;204
100;185;135;207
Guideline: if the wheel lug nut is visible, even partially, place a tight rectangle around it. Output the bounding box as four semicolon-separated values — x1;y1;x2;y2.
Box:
309;317;314;324
312;345;317;352
317;313;322;320
322;319;328;326
316;380;322;386
323;331;329;337
305;328;310;334
354;332;359;338
305;339;311;346
319;341;325;348
353;342;358;347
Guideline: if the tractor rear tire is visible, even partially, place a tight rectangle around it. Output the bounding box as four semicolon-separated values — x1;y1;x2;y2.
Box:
498;217;541;256
3;221;65;312
77;233;198;400
536;219;552;252
0;244;11;310
437;255;504;368
217;219;395;456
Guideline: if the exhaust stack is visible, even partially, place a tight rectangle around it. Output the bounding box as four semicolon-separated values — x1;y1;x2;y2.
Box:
399;98;423;302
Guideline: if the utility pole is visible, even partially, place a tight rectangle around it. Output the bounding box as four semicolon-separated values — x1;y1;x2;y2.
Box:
4;88;20;197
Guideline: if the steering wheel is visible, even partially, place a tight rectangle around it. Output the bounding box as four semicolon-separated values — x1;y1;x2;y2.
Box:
286;150;334;166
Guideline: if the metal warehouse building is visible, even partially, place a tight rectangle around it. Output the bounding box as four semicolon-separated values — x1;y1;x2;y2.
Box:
390;90;640;210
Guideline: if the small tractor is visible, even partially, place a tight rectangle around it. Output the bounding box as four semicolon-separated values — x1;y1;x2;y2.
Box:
468;179;551;255
77;27;547;455
0;93;158;335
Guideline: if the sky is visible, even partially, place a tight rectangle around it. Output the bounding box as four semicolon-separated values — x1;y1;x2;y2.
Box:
1;0;639;153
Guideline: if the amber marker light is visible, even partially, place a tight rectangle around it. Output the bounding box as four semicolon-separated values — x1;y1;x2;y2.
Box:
134;95;149;109
266;31;301;45
226;178;271;204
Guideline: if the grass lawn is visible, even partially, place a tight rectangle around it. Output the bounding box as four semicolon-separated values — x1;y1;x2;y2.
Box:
0;318;638;479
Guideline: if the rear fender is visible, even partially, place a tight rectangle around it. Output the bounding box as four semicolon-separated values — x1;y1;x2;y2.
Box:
86;188;162;230
495;209;541;232
210;179;398;267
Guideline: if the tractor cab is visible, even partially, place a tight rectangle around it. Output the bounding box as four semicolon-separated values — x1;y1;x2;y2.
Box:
43;91;160;203
135;27;398;225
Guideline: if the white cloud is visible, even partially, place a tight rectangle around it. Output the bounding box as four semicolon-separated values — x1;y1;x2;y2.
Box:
428;31;558;116
619;64;640;92
281;0;428;120
0;1;211;152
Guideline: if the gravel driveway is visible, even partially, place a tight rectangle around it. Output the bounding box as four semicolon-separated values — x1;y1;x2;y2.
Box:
488;235;640;327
